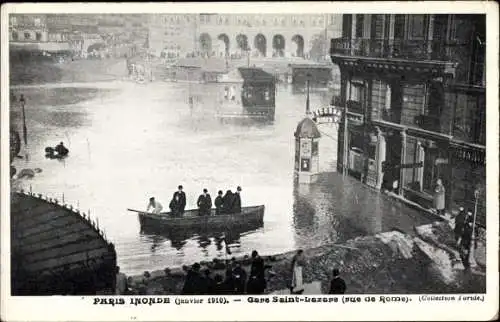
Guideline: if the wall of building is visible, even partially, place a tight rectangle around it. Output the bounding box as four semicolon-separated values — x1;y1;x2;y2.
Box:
147;14;342;59
331;14;486;217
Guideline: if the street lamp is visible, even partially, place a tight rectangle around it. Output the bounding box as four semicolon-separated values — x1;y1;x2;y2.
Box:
306;73;311;116
469;188;481;267
246;47;251;67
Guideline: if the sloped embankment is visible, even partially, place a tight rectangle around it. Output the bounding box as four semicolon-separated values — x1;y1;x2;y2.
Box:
128;221;486;295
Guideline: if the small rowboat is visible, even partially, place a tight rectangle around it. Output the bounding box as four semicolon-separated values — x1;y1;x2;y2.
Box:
128;205;265;230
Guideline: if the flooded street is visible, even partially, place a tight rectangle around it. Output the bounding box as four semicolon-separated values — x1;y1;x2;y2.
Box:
10;81;434;275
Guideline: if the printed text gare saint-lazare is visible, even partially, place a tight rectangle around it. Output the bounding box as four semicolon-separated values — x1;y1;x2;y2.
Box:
93;295;484;306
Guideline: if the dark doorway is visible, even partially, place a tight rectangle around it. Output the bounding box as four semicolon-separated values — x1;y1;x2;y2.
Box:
272;34;285;57
292;34;304;57
254;34;267;57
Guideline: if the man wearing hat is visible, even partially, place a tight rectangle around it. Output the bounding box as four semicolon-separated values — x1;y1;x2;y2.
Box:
197;188;212;216
170;185;187;216
231;186;242;214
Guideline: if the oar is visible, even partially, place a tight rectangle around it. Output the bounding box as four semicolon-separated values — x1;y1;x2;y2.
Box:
127;208;145;213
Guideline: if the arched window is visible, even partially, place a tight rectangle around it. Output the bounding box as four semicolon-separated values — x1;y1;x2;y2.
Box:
36;32;42;41
12;31;18;40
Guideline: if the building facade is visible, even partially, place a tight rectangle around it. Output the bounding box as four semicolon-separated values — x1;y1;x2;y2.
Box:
148;14;342;59
9;14;48;42
330;14;486;224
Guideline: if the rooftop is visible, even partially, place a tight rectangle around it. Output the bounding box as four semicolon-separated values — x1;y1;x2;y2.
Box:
295;117;321;138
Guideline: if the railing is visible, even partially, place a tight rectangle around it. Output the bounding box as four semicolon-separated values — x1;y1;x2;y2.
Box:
414;115;441;133
330;37;464;61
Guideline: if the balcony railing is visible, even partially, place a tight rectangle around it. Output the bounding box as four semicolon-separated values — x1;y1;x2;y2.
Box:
330;37;457;61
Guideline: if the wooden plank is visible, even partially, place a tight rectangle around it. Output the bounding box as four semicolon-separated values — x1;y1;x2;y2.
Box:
25;239;108;265
20;231;99;256
11;201;54;219
14;209;70;231
25;247;112;273
13;221;99;248
19;212;83;238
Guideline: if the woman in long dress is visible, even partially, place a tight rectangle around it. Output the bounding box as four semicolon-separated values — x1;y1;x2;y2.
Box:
290;249;305;294
433;178;446;216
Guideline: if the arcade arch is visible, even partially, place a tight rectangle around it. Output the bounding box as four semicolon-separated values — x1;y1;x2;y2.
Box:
199;33;212;56
236;34;249;52
217;33;230;57
254;34;267;57
292;34;305;58
272;34;285;57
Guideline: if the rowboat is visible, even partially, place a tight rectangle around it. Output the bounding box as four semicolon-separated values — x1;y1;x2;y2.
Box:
128;205;265;230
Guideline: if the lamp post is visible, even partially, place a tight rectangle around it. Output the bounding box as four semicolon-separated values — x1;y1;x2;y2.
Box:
306;73;311;116
20;94;27;145
469;188;480;267
19;94;29;162
247;47;251;67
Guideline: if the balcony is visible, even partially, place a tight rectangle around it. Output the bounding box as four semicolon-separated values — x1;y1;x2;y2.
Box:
334;37;475;61
414;115;441;133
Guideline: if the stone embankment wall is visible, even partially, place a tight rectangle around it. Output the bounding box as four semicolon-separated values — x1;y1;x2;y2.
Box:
11;191;117;295
128;221;486;295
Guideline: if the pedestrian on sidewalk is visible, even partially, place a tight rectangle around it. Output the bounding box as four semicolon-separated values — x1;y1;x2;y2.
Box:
328;268;346;294
454;207;466;242
457;213;474;271
289;250;306;294
433;178;446;216
247;250;266;294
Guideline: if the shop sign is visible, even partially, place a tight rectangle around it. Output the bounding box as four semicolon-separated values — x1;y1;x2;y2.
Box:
435;158;449;165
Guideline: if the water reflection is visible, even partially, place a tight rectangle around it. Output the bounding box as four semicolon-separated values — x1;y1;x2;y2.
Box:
139;220;264;256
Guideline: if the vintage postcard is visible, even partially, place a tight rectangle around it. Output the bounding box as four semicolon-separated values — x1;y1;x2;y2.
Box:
1;1;498;321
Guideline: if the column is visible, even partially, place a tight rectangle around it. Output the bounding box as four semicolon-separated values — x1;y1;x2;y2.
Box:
350;15;357;55
383;82;391;121
376;126;386;189
426;14;435;60
399;130;407;195
387;14;395;57
416;141;424;191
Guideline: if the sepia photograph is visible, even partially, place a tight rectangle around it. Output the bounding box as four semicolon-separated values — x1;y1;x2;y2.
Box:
1;2;498;321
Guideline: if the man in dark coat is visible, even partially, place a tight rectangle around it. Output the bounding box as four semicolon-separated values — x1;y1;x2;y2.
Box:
232;261;247;294
214;190;224;215
247;250;266;294
181;263;203;295
454;207;466;242
212;274;226;294
329;268;346;294
170;185;186;216
197;189;212;216
222;190;233;214
55;141;69;157
458;214;474;270
200;269;215;294
222;268;235;295
231;186;242;213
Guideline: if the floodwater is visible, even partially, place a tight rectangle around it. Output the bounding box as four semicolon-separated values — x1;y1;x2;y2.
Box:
10;81;435;275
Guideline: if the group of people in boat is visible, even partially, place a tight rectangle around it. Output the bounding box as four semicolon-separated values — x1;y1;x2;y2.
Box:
45;141;69;159
146;185;243;216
